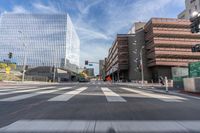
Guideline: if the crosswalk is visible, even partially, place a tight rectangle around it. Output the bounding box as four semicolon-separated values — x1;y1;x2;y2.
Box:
0;85;188;103
0;86;54;96
120;87;187;102
101;87;126;102
48;87;87;101
0;87;71;102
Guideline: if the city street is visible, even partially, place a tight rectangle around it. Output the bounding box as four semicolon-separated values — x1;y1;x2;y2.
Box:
0;81;200;133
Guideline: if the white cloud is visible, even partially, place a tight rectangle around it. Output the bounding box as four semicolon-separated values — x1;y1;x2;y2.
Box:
32;2;60;13
11;6;30;13
76;27;111;40
76;0;103;15
74;0;185;74
104;0;184;36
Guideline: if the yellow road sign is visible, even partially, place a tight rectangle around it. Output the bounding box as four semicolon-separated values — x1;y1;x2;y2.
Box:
5;66;11;74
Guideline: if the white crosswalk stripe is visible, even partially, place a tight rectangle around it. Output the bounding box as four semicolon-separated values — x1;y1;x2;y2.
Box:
101;87;126;102
0;86;54;96
0;86;22;89
0;86;38;92
48;87;87;101
0;87;72;102
120;87;187;102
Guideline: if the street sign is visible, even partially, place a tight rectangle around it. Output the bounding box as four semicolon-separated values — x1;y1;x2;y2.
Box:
5;66;11;74
189;62;200;77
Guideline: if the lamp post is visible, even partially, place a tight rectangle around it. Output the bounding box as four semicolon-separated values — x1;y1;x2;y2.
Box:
18;31;27;82
133;45;145;87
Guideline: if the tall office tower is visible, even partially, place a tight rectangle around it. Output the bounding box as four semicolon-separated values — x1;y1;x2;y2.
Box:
0;13;80;68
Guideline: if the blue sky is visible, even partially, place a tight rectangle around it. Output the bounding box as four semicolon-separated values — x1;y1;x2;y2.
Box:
0;0;185;74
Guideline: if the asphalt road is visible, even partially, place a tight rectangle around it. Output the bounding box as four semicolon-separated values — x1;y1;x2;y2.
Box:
0;81;200;133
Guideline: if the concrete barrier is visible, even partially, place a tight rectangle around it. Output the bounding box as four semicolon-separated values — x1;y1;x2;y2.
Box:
183;77;200;92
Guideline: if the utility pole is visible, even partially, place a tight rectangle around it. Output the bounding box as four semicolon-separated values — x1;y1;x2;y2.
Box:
22;45;27;82
53;49;56;82
140;46;144;87
18;31;27;82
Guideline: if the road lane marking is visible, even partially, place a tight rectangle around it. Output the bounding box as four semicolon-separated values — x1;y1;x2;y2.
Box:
48;87;87;101
120;87;187;102
0;87;72;101
1;120;200;132
101;87;126;102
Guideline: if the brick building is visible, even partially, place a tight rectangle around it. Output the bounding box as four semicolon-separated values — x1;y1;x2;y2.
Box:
105;34;135;81
105;18;200;82
144;18;200;81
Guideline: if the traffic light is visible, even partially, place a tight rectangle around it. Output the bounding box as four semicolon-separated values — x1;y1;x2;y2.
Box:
85;60;88;65
190;16;200;33
192;44;200;52
8;52;13;59
192;46;196;52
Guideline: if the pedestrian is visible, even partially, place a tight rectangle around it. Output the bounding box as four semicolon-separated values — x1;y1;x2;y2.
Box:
159;76;164;85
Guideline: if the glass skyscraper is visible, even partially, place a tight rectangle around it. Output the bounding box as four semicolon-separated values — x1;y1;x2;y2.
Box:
0;13;80;68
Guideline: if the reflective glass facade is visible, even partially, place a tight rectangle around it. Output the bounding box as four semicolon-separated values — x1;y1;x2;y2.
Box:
0;13;80;68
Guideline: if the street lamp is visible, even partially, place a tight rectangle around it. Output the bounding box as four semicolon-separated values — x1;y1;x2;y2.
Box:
132;45;145;87
18;30;27;82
